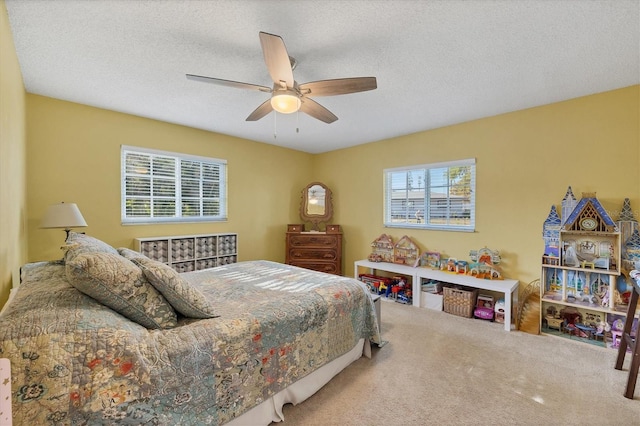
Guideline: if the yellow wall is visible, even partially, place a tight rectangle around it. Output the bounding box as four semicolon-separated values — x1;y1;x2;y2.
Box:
22;86;640;295
316;86;640;286
27;95;314;262
0;0;27;308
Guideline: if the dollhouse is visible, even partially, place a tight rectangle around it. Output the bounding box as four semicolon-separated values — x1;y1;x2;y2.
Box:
369;234;394;262
540;187;633;349
393;235;419;266
468;247;503;279
418;251;441;269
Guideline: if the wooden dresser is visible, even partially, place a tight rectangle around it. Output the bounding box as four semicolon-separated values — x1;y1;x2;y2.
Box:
285;224;342;275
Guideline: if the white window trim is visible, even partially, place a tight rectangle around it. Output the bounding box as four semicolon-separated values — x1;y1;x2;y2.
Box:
121;145;227;224
383;158;476;232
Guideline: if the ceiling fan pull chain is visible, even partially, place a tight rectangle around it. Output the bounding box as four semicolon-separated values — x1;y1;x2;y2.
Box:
273;111;277;139
296;110;300;133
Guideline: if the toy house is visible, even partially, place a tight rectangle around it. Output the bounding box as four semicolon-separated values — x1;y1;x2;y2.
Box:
455;260;468;274
418;251;441;269
369;234;394;262
468;247;503;279
441;257;457;272
540;188;627;349
393;235;419;266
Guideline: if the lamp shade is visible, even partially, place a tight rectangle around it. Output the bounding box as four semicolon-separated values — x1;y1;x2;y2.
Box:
40;202;88;230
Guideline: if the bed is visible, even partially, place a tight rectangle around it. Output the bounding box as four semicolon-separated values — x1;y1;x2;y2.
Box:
0;232;380;425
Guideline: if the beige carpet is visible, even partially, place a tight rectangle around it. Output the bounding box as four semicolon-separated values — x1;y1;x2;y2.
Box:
276;298;640;426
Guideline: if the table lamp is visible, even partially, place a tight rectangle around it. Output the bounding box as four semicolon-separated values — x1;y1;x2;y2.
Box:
40;202;88;240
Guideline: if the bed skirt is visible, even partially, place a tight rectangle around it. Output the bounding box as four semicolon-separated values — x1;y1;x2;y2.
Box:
227;338;369;425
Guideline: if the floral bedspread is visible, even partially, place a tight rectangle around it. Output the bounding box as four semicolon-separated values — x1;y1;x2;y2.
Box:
0;260;380;425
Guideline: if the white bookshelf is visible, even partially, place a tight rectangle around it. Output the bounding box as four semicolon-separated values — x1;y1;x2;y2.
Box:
135;233;237;273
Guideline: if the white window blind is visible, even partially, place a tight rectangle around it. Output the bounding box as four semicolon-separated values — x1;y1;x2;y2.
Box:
384;159;475;232
121;146;227;224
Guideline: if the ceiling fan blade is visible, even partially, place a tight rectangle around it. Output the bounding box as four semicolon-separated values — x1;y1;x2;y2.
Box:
259;32;294;87
299;77;377;97
299;98;338;124
186;74;271;92
246;99;273;121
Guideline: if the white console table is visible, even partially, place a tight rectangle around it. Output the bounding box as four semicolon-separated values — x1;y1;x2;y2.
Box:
354;259;519;331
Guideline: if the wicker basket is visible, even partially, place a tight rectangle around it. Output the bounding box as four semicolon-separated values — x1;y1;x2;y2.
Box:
443;286;478;318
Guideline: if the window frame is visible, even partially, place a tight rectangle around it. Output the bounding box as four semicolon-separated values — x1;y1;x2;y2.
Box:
121;145;227;224
383;158;476;232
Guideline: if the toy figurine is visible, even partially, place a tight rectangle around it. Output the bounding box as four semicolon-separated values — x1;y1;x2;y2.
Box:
593;320;611;343
611;319;625;348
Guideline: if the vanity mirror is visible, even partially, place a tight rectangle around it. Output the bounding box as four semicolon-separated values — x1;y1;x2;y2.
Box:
287;182;341;274
299;182;333;231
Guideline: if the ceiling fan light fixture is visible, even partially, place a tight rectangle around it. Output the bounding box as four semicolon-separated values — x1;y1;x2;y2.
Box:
270;90;301;114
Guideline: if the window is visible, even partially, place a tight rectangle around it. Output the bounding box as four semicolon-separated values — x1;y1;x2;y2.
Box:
384;159;475;231
121;146;227;224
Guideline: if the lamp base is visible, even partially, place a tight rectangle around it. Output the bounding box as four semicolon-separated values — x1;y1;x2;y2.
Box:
64;229;84;241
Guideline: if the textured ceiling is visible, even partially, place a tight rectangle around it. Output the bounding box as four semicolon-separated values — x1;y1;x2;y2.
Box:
5;0;640;154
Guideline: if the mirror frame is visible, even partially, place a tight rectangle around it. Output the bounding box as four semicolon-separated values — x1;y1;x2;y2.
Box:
299;182;333;231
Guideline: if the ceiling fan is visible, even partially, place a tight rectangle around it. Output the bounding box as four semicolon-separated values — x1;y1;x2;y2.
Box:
186;31;377;124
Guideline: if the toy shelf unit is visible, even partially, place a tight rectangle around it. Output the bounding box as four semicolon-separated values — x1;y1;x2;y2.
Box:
135;233;237;273
416;268;519;332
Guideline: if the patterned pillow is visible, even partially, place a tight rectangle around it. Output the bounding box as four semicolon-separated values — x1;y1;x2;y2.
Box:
63;231;119;263
133;257;218;319
66;251;178;329
118;247;149;262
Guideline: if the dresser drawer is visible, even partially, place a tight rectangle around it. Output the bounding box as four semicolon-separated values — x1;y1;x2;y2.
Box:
289;234;339;248
290;261;339;275
289;247;339;261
